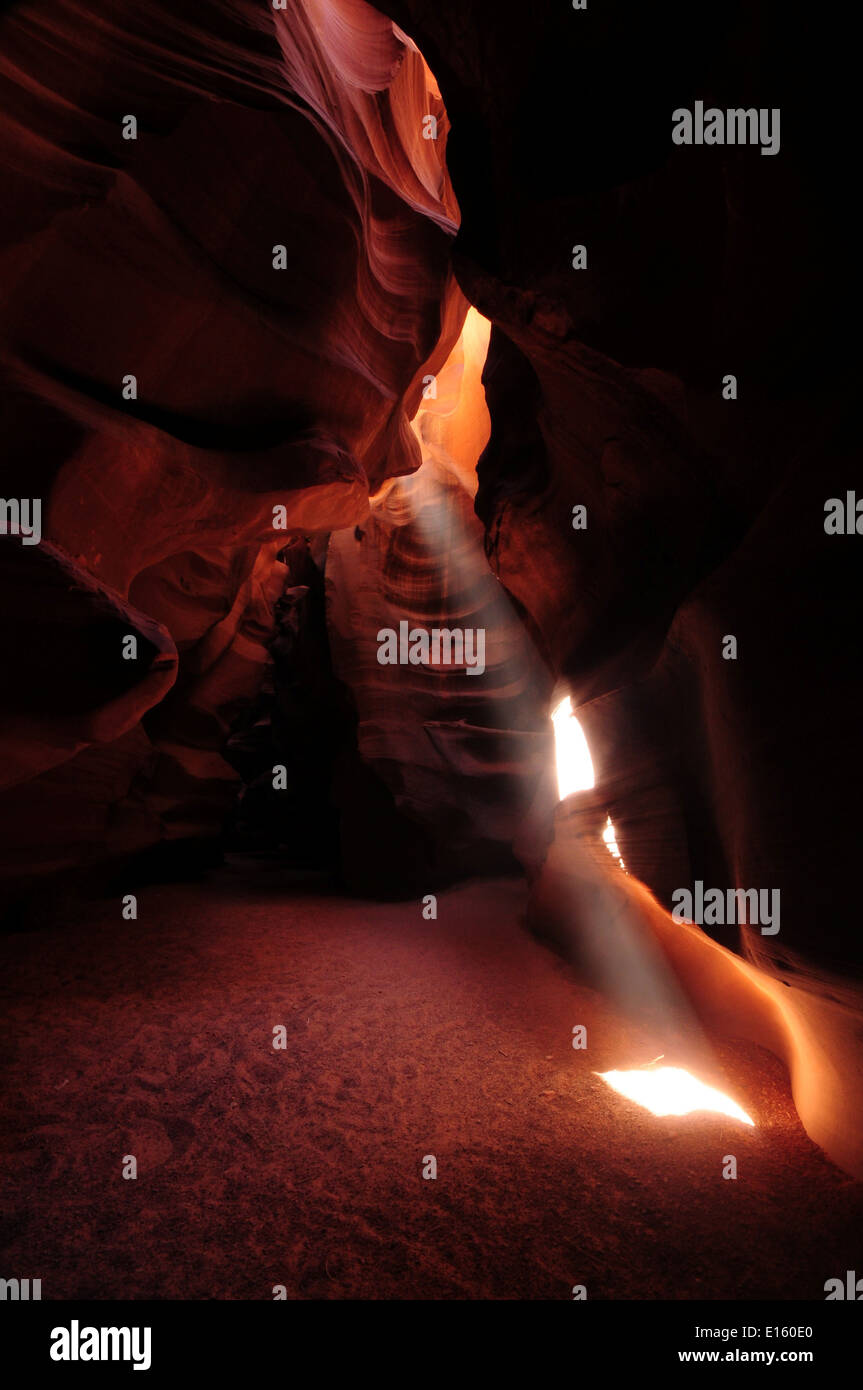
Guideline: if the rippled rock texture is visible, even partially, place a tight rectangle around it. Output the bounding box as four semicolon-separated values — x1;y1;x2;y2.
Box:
383;0;858;982
0;0;466;883
1;0;860;1174
380;0;860;1169
327;311;553;891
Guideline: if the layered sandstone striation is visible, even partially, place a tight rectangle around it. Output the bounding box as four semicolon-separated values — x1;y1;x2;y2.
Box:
0;0;465;879
1;0;860;1174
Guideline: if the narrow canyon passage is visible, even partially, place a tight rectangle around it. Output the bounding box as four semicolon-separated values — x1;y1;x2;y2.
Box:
2;873;861;1301
0;0;860;1331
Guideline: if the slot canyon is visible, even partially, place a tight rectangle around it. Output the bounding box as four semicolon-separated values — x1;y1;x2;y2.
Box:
1;0;861;1315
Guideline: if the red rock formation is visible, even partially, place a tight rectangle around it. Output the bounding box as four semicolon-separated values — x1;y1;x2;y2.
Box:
327;310;553;888
0;538;176;791
1;0;861;1184
0;0;465;872
378;0;862;1172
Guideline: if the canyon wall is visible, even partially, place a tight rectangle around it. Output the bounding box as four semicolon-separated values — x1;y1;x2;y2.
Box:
0;0;473;891
1;0;860;1172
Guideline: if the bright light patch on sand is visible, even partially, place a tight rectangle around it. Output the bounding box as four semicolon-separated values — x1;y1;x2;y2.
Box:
551;695;595;799
598;1067;755;1125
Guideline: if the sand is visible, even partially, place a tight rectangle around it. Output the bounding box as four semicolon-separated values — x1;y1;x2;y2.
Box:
1;869;861;1300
